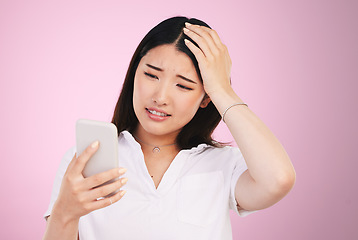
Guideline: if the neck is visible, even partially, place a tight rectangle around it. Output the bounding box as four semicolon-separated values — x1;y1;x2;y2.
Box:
133;127;178;146
134;135;178;154
132;127;179;154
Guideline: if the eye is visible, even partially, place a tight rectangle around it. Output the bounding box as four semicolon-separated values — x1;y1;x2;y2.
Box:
177;84;193;91
144;72;158;79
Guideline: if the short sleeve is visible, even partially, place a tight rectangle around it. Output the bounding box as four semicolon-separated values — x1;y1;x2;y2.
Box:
228;147;256;217
43;146;76;219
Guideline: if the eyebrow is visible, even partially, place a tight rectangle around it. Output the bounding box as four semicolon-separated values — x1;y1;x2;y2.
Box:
146;64;197;84
177;75;197;84
146;64;163;72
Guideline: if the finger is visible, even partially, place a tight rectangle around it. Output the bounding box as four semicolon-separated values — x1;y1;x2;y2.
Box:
72;141;100;174
191;24;223;47
184;23;219;56
183;27;212;58
184;39;206;64
84;167;127;189
90;189;126;210
64;153;78;174
89;177;128;200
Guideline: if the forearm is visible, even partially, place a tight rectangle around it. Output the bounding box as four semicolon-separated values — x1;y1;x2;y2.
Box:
211;88;296;192
43;204;79;240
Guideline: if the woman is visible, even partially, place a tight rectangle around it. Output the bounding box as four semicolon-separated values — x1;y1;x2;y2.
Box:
43;16;296;240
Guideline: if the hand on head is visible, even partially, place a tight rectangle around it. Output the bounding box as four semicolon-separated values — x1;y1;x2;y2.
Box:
183;22;232;98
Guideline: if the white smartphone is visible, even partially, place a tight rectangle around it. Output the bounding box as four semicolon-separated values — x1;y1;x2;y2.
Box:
76;119;119;179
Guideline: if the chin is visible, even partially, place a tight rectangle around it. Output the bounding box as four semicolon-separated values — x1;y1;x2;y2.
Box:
139;122;181;137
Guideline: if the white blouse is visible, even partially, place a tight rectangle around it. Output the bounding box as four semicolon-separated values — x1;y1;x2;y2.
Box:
44;131;253;240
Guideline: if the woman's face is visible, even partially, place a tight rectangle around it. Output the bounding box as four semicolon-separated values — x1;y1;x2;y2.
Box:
133;44;208;139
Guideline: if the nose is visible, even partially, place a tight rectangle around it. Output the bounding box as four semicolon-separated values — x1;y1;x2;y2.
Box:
152;80;171;106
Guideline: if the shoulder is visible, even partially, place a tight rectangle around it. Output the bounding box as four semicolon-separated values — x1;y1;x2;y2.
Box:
63;145;77;159
188;144;245;167
55;146;76;176
195;144;243;158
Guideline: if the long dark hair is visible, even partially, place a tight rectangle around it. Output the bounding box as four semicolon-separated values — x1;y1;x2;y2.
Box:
112;16;222;150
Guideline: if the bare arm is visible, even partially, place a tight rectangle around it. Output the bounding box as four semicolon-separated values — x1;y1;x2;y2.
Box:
211;89;296;210
43;213;79;240
43;141;127;239
183;22;296;211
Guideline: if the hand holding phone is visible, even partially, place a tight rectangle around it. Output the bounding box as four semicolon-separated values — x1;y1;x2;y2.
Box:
51;141;127;223
76;119;119;178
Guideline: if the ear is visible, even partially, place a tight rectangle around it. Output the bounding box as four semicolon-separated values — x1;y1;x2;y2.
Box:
200;94;211;108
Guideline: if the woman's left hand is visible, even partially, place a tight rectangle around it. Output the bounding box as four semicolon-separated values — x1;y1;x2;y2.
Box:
183;22;232;97
184;23;296;212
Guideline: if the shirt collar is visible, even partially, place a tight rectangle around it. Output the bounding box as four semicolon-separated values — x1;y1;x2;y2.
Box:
119;130;212;155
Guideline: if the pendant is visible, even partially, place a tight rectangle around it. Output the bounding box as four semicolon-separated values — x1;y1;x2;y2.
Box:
152;147;160;153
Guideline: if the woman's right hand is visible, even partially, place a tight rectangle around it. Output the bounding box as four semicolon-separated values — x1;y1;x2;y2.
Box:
52;140;127;222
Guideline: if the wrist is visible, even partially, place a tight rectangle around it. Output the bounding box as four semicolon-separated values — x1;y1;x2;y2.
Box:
206;84;233;100
208;88;243;112
208;84;238;100
44;203;80;240
222;102;248;122
51;201;80;227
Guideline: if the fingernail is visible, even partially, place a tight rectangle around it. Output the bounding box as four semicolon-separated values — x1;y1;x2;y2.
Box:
185;22;191;27
119;168;127;174
120;190;126;196
91;140;99;148
183;27;189;33
121;178;128;184
184;39;190;44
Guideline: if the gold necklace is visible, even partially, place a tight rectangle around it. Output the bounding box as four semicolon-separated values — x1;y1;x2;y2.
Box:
133;135;176;153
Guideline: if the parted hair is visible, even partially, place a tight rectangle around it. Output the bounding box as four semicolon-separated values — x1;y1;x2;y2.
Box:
111;16;222;150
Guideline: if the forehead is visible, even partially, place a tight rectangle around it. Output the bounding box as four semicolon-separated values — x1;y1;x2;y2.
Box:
141;44;197;75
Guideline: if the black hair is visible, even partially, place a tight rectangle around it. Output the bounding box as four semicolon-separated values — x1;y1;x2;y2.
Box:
112;16;222;149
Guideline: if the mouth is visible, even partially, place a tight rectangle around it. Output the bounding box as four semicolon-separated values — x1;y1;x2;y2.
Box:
145;108;171;117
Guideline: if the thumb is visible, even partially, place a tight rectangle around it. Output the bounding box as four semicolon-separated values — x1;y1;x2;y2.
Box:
71;141;99;175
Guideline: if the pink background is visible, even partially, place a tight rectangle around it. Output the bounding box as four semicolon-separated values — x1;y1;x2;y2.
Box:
1;0;357;239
